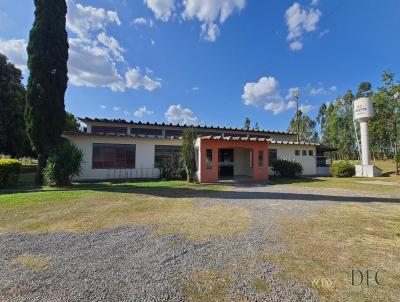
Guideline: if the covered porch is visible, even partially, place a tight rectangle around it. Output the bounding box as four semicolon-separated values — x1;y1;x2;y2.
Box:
196;136;269;183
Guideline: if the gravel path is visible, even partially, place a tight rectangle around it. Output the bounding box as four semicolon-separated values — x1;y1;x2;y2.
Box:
1;184;399;302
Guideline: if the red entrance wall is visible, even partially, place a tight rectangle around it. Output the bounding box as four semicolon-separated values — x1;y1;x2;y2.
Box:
199;139;269;183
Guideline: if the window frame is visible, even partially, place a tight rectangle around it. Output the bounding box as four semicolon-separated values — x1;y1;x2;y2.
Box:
309;150;314;156
268;149;277;167
258;150;264;168
206;149;213;169
295;150;300;156
302;150;307;156
92;143;136;169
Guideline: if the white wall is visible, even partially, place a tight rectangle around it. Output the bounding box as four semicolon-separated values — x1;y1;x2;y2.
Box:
64;134;182;180
269;144;317;176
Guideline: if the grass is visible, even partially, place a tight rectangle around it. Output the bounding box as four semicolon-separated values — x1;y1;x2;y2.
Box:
182;270;233;302
265;203;400;301
251;277;270;294
12;253;53;272
0;185;249;240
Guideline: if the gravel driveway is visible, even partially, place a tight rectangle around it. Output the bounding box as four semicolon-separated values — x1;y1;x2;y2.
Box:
1;184;398;302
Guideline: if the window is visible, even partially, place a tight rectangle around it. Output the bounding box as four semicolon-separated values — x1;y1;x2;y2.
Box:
309;150;314;156
154;145;182;168
295;150;300;156
302;150;307;156
91;126;127;135
131;128;162;136
258;150;264;168
92;144;135;169
165;129;183;137
268;149;277;166
206;149;213;169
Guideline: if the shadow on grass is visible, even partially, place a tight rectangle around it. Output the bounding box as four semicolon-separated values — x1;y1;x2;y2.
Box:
268;176;325;185
2;176;400;204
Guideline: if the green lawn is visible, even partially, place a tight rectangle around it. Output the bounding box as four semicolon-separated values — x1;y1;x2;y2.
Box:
0;181;246;240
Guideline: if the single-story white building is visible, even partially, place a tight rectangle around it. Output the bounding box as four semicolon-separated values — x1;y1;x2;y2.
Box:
63;118;336;182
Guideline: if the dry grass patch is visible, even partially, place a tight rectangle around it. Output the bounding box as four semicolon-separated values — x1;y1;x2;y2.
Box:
182;269;233;302
12;253;53;272
268;203;400;301
0;191;250;240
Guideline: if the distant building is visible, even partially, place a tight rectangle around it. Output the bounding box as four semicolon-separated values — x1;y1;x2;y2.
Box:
63;118;336;182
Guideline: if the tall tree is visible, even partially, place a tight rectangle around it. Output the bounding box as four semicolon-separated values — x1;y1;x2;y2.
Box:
316;103;327;139
0;54;28;157
243;117;251;130
25;0;69;184
64;112;80;132
181;128;197;182
254;122;260;131
288;110;319;143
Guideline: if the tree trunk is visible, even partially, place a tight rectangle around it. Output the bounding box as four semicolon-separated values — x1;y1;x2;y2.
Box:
36;153;47;185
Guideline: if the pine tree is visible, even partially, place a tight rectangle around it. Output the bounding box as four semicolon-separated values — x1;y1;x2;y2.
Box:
243;117;251;130
25;0;69;184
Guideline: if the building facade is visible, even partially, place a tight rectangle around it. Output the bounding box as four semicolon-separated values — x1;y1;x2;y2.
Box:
63;118;335;182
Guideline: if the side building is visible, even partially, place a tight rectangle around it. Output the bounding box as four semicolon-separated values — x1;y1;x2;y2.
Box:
62;118;336;182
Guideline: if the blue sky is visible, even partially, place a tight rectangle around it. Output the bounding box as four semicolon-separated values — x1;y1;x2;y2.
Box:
0;0;399;131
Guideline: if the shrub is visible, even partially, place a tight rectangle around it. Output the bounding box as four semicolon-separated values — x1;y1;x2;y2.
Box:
159;152;184;180
330;161;355;177
43;141;83;186
396;153;400;164
272;159;303;178
0;159;22;186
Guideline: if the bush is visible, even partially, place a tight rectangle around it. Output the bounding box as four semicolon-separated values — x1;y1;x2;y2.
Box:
0;159;22;186
330;161;355;177
159;152;184;180
44;141;83;186
272;159;303;178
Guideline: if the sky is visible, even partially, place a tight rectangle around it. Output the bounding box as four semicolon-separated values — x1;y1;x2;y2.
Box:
0;0;399;131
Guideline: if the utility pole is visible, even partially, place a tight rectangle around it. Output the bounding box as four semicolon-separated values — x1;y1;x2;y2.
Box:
294;88;300;142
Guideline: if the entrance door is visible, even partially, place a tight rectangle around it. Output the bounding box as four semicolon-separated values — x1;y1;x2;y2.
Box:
219;149;234;178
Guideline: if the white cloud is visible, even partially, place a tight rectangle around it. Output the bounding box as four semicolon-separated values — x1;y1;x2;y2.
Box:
165;104;198;124
289;40;303;51
242;76;281;106
286;87;300;100
200;22;220;42
329;85;337;92
144;0;175;21
134;106;154;117
285;2;321;51
0;39;27;72
299;104;313;113
132;17;154;27
125;68;161;91
123;110;130;115
192;86;199;91
66;0;121;38
311;0;319;6
68;38;125;91
150;39;156;46
309;86;326;96
97;32;125;62
100;105;107;109
318;29;329;38
113;106;121;111
182;0;246;41
66;2;161;92
264;100;298;115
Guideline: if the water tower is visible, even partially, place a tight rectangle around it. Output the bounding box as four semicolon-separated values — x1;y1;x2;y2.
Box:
353;97;381;177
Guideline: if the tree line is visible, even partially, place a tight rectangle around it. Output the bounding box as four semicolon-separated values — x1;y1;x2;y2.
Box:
286;71;400;160
0;0;77;184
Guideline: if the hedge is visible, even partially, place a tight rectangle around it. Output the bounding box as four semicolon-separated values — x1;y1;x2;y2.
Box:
330;161;355;177
0;159;22;186
271;159;303;178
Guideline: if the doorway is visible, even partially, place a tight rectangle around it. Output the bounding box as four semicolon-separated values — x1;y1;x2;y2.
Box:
219;148;234;178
